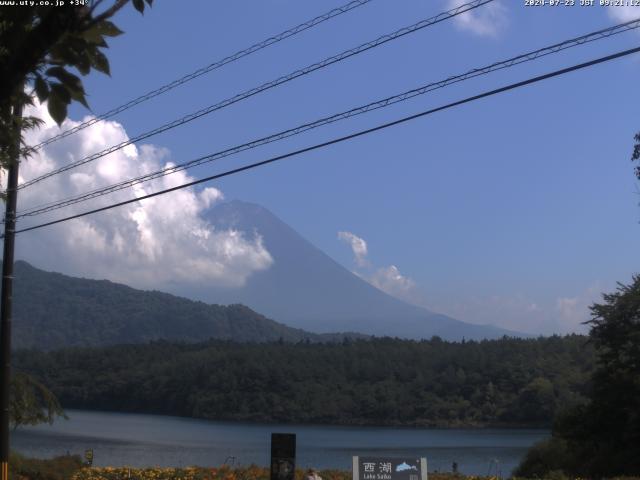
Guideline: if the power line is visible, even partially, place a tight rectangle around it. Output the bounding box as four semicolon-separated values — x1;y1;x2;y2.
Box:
14;17;640;220
16;0;495;191
10;44;640;237
30;0;374;151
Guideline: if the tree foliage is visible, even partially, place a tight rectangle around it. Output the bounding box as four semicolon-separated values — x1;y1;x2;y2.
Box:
15;335;594;428
0;0;151;429
518;275;640;478
576;275;640;475
9;371;66;429
0;0;152;170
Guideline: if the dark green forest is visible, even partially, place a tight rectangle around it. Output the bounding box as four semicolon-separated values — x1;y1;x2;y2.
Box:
11;261;362;350
15;335;593;427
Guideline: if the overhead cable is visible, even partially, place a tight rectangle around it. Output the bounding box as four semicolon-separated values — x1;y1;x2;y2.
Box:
30;0;375;150
15;17;640;219
17;0;495;190
11;44;640;236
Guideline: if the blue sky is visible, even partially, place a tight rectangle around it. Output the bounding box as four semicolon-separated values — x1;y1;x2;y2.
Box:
17;0;640;335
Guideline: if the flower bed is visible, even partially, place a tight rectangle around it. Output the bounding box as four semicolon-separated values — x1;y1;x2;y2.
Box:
70;466;499;480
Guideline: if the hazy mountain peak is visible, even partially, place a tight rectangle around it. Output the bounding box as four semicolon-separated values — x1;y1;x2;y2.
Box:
180;200;525;341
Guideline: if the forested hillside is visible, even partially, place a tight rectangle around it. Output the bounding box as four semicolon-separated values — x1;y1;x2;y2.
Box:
15;335;594;427
11;261;359;349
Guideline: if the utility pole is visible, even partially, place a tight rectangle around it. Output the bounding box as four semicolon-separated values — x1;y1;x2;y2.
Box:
0;99;23;480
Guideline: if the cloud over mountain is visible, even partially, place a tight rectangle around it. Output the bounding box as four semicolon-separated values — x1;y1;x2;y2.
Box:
338;231;369;267
14;103;273;289
338;230;419;305
369;265;417;302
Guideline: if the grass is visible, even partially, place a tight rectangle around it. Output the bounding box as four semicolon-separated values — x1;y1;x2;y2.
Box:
9;452;84;480
70;466;500;480
7;459;498;480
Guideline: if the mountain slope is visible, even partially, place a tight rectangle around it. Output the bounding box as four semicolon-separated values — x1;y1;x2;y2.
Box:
174;200;522;340
11;261;339;350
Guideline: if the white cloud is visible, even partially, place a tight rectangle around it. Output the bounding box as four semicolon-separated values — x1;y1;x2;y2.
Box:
369;265;418;303
556;297;580;324
338;231;369;267
431;293;552;334
10;102;273;289
555;285;602;334
335;231;606;336
446;0;508;37
338;230;420;303
429;284;606;335
607;5;640;23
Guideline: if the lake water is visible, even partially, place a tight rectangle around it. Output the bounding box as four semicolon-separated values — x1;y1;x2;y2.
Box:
12;410;548;477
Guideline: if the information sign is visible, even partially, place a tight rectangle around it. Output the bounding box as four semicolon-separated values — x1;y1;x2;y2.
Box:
271;433;296;480
353;457;427;480
84;449;94;466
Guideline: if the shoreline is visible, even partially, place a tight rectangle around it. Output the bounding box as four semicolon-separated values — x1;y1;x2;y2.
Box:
55;407;553;431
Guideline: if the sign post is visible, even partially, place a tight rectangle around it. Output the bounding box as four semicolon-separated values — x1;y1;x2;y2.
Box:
271;433;296;480
84;449;94;466
353;457;427;480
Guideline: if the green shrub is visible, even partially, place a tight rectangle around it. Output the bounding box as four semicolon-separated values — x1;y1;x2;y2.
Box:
513;438;572;478
9;452;84;480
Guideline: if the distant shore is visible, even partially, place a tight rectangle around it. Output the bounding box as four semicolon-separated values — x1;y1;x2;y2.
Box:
58;405;554;430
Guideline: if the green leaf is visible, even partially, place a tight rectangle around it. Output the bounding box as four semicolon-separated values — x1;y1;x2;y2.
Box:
95;20;124;37
45;66;84;96
132;0;145;13
93;36;108;48
49;42;92;76
89;49;110;76
34;74;49;102
50;82;71;104
75;52;91;75
45;66;66;78
64;34;88;52
69;87;90;109
49;44;79;70
20;116;45;133
47;93;68;126
82;26;108;47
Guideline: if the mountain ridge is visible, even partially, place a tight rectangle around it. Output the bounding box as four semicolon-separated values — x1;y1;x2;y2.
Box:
10;260;364;350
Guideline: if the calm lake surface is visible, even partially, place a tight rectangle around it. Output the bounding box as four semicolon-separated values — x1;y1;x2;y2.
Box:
12;410;548;476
